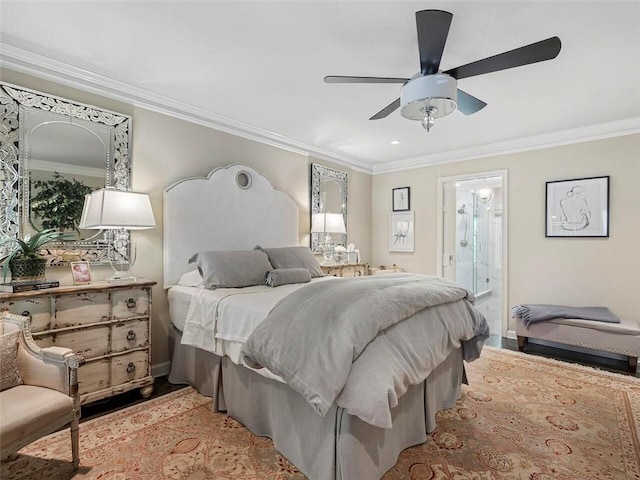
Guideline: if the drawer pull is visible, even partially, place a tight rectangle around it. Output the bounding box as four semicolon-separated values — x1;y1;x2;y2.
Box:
21;310;31;318
127;330;136;341
126;362;136;373
126;298;137;309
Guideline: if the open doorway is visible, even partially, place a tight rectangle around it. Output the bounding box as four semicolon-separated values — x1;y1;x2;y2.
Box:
437;171;508;339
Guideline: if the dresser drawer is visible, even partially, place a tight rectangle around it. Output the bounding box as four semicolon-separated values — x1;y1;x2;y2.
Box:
78;358;111;395
112;288;150;319
36;324;110;359
54;292;110;327
1;297;51;332
111;350;148;385
320;263;368;278
112;319;149;352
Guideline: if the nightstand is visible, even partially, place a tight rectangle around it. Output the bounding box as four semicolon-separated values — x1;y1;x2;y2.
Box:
0;279;156;404
368;265;405;275
321;263;368;277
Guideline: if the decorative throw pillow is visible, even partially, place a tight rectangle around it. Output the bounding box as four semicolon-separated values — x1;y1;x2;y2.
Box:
188;250;273;289
265;268;312;287
0;330;24;391
255;246;324;278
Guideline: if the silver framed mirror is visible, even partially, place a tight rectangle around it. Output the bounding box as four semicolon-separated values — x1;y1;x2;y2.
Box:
0;82;132;266
310;163;347;252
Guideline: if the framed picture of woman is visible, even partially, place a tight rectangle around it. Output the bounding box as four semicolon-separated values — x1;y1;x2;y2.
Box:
545;176;609;237
392;187;410;212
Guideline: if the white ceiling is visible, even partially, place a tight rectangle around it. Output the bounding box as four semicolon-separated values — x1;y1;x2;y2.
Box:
1;1;639;174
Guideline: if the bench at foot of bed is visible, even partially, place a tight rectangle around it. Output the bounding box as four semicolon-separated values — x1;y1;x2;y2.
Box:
515;316;640;375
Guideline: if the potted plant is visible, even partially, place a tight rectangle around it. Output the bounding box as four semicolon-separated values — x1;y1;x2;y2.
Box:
31;172;93;233
1;229;74;282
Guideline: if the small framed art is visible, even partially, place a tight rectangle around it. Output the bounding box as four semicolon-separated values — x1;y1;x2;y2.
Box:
545;175;609;237
392;187;410;212
70;261;92;285
389;211;414;252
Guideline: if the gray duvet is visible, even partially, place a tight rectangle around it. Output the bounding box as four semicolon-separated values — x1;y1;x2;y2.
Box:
242;273;490;428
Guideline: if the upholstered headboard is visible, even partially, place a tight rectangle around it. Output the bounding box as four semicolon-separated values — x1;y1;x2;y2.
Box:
163;164;299;288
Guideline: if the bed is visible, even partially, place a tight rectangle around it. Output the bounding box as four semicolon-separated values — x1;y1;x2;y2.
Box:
164;164;489;480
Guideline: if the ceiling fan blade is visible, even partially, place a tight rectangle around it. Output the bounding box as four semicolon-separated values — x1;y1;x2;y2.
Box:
324;76;408;84
457;89;487;115
416;10;453;75
369;98;401;120
444;36;561;80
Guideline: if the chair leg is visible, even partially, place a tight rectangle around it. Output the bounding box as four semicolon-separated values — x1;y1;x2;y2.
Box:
70;417;80;470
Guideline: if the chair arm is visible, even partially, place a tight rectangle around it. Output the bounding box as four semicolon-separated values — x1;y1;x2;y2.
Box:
2;309;85;394
17;347;84;394
42;346;84;369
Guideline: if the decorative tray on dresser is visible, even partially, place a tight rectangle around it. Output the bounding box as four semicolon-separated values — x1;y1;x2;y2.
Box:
0;279;156;404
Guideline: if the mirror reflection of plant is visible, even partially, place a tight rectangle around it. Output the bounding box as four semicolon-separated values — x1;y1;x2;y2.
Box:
31;172;94;233
0;228;74;281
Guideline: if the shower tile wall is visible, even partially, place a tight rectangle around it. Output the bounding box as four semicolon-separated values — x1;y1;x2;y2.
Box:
455;183;503;336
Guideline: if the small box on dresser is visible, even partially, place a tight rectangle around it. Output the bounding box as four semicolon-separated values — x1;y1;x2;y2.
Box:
0;279;156;404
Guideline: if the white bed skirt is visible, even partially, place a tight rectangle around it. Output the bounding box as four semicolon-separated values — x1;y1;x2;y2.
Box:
168;324;465;480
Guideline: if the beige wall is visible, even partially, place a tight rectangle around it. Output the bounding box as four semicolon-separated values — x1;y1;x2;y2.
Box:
372;135;640;329
1;69;372;372
4;66;638;361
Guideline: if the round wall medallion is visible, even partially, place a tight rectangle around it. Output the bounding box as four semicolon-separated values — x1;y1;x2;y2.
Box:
236;171;252;189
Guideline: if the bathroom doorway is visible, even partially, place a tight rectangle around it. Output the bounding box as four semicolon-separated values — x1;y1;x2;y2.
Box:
437;171;508;338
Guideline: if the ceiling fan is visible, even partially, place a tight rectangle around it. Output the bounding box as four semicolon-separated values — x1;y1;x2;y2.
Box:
324;10;561;131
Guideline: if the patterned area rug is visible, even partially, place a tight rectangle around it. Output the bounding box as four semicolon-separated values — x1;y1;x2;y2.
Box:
2;347;639;480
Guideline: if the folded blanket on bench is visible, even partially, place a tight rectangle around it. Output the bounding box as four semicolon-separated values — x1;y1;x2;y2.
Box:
512;304;620;329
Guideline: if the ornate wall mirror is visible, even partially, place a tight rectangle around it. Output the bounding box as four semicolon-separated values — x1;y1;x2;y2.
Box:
310;163;348;252
0;82;132;265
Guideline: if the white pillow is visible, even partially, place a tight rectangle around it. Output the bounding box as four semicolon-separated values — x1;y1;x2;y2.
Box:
177;269;204;287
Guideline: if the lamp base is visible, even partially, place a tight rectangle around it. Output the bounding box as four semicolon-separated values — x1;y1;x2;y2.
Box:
107;271;137;284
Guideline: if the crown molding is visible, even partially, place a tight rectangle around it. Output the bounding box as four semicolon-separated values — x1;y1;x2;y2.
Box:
29;160;104;178
0;42;373;174
2;42;637;178
372;117;640;174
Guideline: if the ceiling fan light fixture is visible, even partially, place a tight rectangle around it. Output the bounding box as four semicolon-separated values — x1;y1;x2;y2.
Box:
421;108;436;131
400;74;458;121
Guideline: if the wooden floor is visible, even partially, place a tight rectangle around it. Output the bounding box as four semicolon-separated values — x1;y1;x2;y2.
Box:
81;336;636;421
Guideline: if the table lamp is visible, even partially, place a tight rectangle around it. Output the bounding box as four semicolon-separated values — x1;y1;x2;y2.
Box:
79;188;156;282
310;212;346;264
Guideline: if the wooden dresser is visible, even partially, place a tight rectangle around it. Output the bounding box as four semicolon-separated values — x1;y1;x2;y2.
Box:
321;263;368;278
0;279;156;404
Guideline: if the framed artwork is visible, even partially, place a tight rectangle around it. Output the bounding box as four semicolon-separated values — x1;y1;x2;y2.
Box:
392;187;410;211
545;176;609;237
389;211;414;252
70;261;92;285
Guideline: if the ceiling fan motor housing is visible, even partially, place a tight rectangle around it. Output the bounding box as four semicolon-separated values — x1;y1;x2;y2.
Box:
401;74;458;120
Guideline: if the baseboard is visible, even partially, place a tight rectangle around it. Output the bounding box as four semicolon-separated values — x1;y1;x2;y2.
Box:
506;329;517;340
152;361;171;378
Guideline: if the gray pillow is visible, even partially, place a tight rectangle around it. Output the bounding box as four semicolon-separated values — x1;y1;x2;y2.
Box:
188;250;273;289
265;268;311;287
255;245;324;278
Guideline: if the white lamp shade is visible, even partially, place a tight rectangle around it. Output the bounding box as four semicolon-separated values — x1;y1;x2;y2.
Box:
310;213;346;234
79;188;156;229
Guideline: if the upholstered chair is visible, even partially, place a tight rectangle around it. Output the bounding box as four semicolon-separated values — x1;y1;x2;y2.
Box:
0;308;83;469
